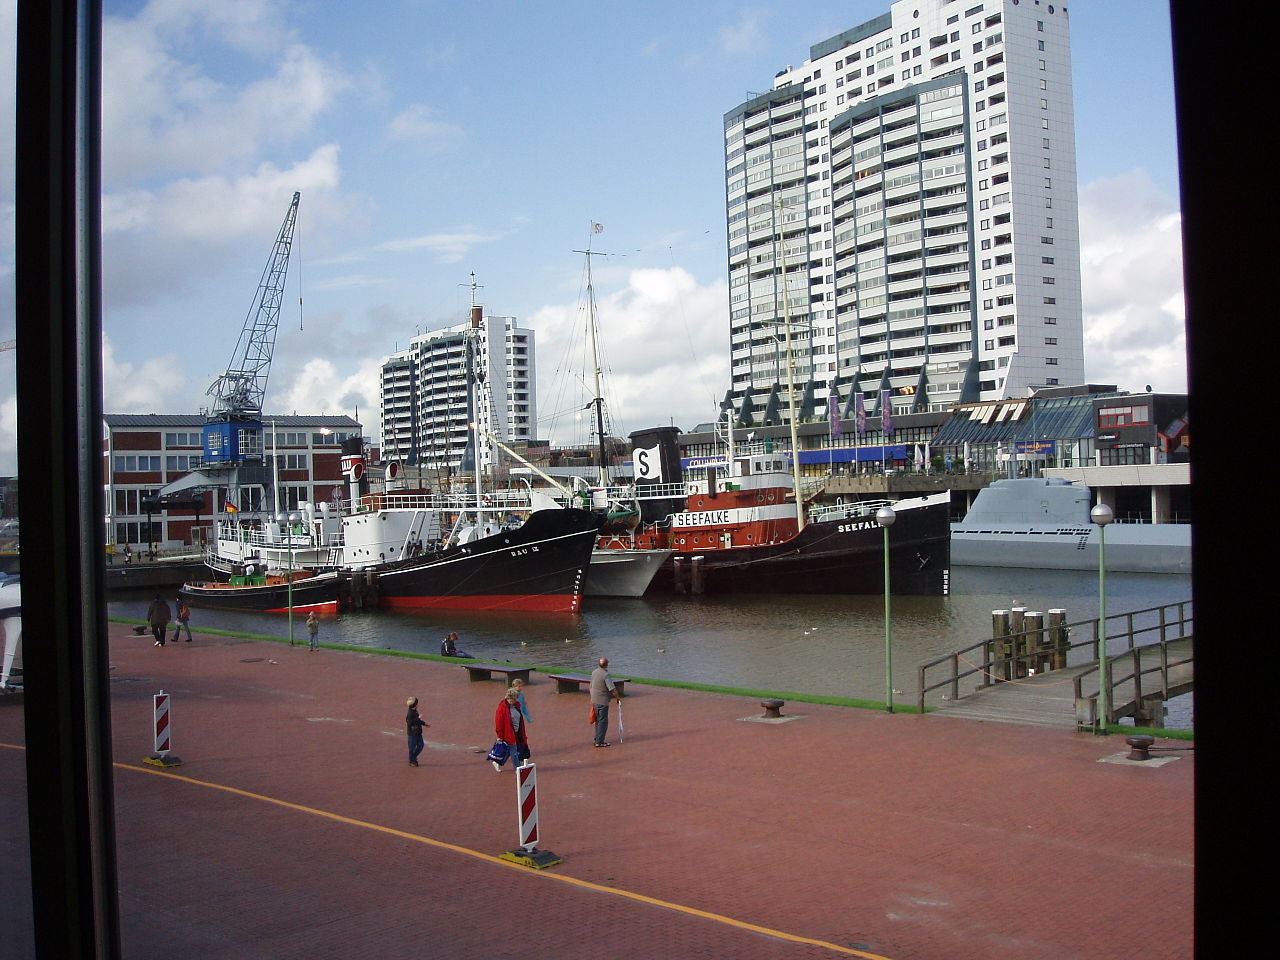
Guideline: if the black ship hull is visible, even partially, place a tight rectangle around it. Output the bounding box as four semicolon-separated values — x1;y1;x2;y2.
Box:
179;571;344;613
649;500;950;596
371;508;599;613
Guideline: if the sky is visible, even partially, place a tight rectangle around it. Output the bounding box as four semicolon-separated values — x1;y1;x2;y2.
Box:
0;0;1185;475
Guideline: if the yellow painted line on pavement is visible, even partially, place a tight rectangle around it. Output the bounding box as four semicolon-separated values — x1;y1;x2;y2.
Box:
4;742;891;958
108;756;890;959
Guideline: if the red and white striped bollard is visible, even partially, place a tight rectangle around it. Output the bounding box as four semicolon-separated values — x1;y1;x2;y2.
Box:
143;689;183;767
499;761;560;869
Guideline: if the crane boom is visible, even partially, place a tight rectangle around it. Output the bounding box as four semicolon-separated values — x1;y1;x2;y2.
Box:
207;191;300;421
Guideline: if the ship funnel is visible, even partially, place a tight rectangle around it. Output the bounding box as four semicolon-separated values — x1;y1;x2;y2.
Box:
629;425;684;524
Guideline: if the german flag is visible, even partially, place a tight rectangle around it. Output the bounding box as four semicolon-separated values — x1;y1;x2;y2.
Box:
225;501;239;514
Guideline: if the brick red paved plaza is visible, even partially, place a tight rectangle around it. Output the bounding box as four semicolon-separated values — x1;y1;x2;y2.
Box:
1;623;1194;959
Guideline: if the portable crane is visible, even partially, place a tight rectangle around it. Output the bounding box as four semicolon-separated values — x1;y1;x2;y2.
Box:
153;193;300;521
207;190;300;425
201;191;300;471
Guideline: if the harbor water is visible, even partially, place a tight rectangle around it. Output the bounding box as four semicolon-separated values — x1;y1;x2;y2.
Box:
112;566;1194;730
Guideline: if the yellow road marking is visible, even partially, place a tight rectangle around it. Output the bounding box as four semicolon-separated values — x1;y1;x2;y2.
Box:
116;761;892;958
2;743;890;958
2;747;890;957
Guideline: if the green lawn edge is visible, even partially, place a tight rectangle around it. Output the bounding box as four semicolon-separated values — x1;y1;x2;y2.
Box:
109;618;1194;735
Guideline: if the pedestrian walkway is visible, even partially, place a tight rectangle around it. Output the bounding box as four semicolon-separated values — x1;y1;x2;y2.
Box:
0;623;1194;959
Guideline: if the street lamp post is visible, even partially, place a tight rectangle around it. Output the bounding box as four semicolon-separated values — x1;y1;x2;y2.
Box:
277;510;302;645
1090;502;1114;733
876;504;897;712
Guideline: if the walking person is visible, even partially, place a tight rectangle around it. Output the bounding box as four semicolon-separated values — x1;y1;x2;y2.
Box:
590;657;621;747
146;596;171;647
405;697;429;766
172;597;192;643
492;687;529;772
510;677;533;724
306;612;319;651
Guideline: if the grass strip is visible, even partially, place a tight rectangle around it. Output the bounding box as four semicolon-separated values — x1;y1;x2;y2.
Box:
110;618;1194;733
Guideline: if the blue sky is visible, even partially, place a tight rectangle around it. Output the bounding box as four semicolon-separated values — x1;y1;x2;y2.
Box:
0;0;1185;473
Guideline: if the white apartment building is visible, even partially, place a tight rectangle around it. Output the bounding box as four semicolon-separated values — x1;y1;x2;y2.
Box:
380;305;537;474
723;0;1083;423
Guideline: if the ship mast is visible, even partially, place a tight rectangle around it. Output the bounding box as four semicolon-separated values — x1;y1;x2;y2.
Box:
573;230;610;487
776;201;806;530
465;273;484;513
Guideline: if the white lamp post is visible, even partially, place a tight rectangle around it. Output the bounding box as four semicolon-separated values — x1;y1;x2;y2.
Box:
876;504;897;712
277;509;302;645
1090;502;1114;733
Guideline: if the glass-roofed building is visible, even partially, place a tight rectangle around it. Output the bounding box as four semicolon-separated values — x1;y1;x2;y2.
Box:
929;383;1121;474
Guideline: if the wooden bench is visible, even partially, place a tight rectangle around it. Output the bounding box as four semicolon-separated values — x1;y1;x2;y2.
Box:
547;672;629;696
462;663;532;684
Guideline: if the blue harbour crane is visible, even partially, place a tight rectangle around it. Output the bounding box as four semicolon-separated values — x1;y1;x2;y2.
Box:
201;191;300;471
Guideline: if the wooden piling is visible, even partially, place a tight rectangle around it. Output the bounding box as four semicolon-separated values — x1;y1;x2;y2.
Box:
1047;609;1067;670
690;556;706;595
990;610;1010;683
1024;611;1044;674
672;556;688;594
1009;607;1027;678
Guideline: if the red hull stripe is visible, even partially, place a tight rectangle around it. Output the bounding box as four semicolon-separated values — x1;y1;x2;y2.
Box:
378;594;581;613
262;600;340;614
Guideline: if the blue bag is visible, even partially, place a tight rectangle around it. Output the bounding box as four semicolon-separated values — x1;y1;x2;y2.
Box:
487;740;510;764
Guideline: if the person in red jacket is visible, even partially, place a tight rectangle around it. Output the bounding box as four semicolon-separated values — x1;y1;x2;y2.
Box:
492;687;529;772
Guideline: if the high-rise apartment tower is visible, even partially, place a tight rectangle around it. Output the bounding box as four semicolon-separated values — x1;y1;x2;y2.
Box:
380;306;537;474
723;0;1083;422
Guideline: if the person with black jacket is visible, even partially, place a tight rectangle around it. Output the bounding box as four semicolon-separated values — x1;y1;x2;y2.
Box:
405;696;429;766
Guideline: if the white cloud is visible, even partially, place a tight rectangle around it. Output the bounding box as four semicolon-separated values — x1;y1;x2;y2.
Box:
102;3;352;184
718;10;767;56
102;335;190;412
530;266;729;445
1079;169;1187;392
387;104;461;148
272;356;382;421
324;226;514;268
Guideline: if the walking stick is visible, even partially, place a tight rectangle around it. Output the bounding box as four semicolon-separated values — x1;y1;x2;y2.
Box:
616;699;624;744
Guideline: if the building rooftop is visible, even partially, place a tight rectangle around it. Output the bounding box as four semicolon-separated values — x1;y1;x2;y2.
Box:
104;414;362;428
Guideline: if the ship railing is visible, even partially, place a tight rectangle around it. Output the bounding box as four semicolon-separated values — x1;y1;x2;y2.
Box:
632;482;690;501
340;489;540;515
808;498;894;523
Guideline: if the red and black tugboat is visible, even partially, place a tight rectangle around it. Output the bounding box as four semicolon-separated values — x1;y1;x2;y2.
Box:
600;426;950;596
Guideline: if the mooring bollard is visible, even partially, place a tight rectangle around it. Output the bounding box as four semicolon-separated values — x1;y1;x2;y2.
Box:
1125;734;1155;761
143;690;183;768
498;762;561;869
761;698;785;719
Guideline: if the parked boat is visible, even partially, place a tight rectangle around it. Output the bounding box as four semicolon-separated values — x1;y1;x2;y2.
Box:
950;477;1190;574
483;240;673;599
368;504;598;612
620;436;951;596
581;543;673;598
179;568;344;613
188;288;599;614
194;471;600;614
